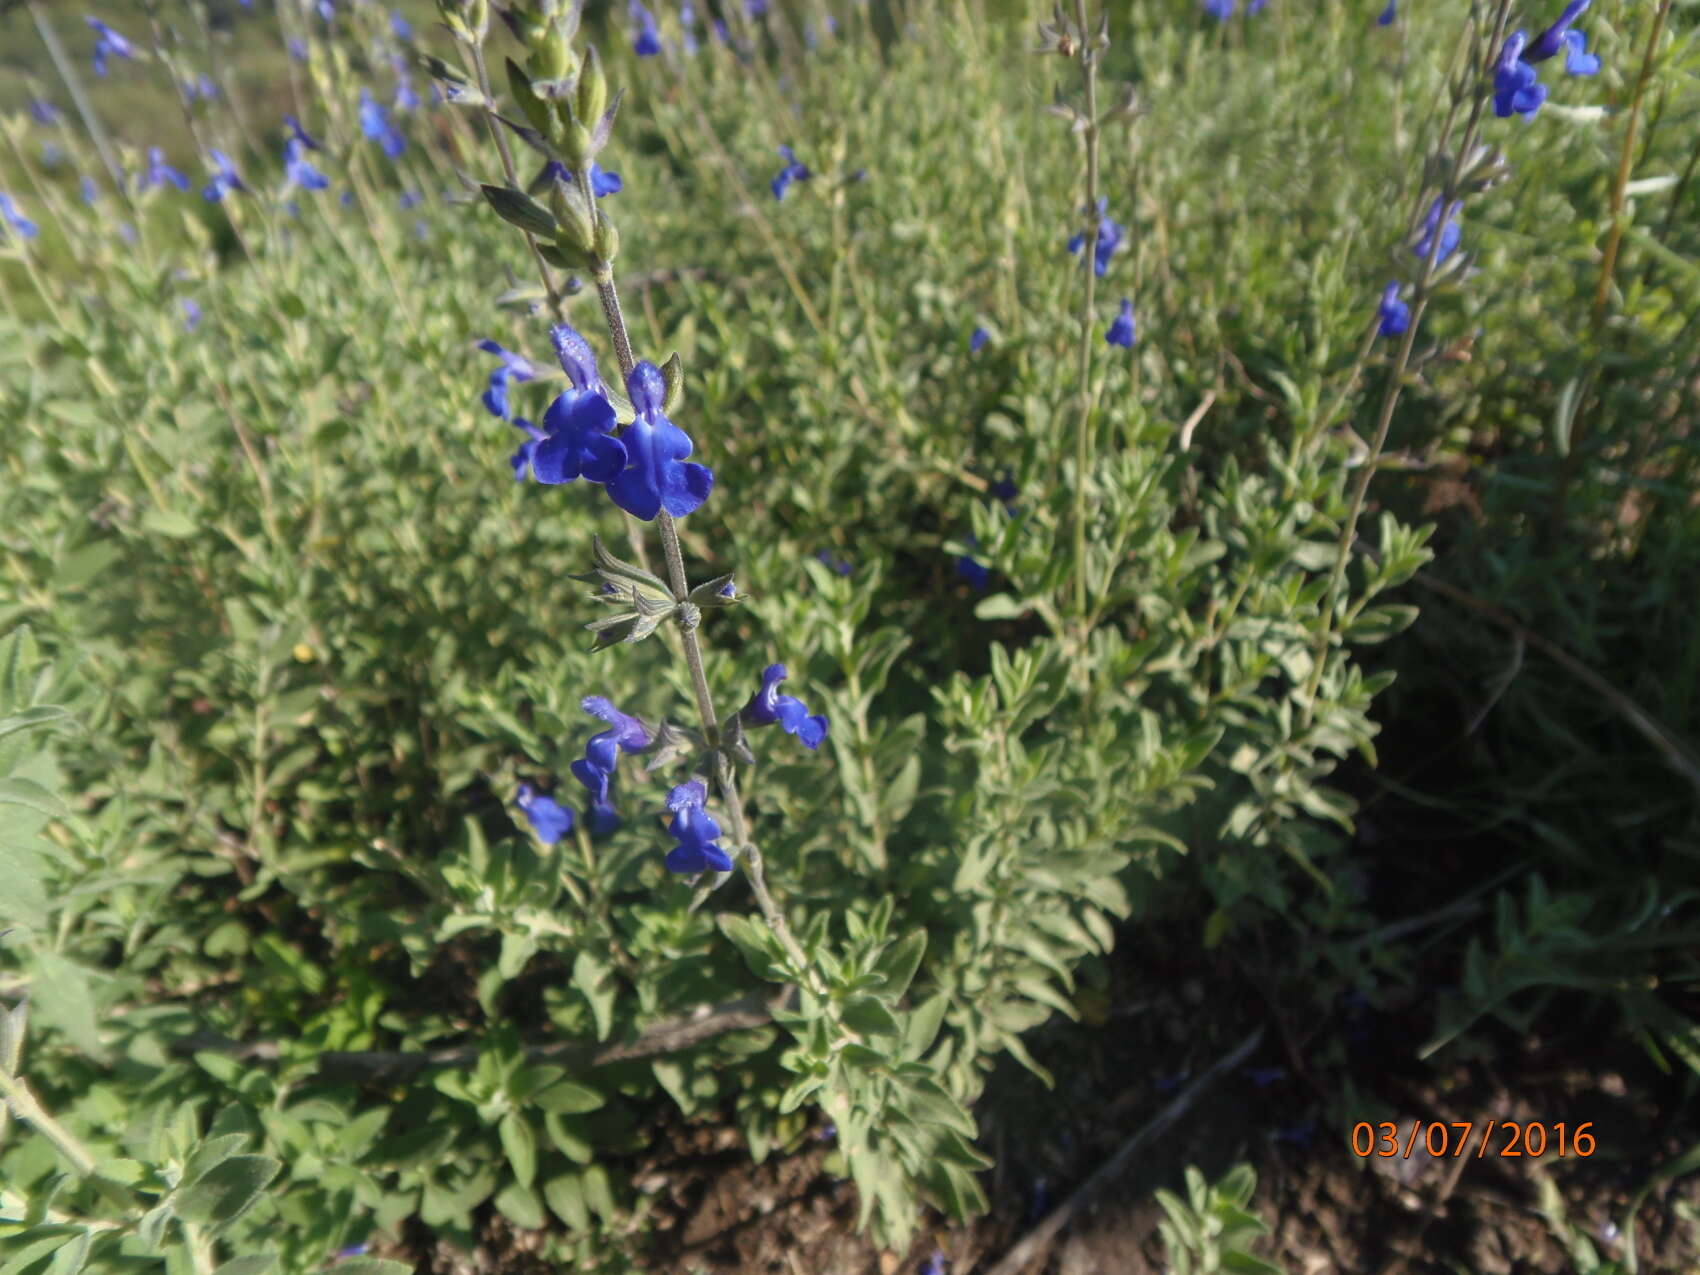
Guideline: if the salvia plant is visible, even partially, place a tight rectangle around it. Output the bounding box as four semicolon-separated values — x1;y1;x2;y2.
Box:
1;0;1696;1272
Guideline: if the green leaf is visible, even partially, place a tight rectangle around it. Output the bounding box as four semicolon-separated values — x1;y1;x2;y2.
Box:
172;1154;282;1226
901;992;948;1059
141;509;199;540
211;1256;278;1275
480;184;556;238
324;1261;412;1275
572;949;617;1042
499;1111;537;1189
532;1080;605;1115
840;996;902;1039
872;930;927;1001
718;913;790;982
543;1173;589;1230
904;1078;976;1138
494;1179;546;1230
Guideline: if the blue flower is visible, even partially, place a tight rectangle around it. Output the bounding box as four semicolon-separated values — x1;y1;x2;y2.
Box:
1105;298;1136;348
182;74;219;103
516;783;574;845
182;298;202;331
604;361;714;520
202;149;246;202
630;1;662;56
1376;0;1396;24
399;189;423;210
390;9;413;41
543;161;623;197
919;1252;948;1275
740;664;829;751
1203;0;1234;19
550;323;607;394
1376;281;1410;337
282;138;330;191
87;17;138;77
139;147;189;193
680;0;700;54
530;326;626;485
29;99;60;125
770;145;810;201
664;780;734;875
956;555;990;591
0;194;40;241
283;115;323;151
1492;31;1548;119
1067;197;1123;278
476;339;542;421
578;696;654;773
358;87;406;158
970;326;989;354
815;550;853;575
1523;0;1590;63
1411;197;1462;265
288;37;309;63
1248;0;1269;11
80;176;100;204
1561;29;1600;76
509;420;545;481
394;73;420;113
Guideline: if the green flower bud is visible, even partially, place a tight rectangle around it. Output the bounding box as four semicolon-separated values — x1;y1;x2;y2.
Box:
591;211;619;265
576;45;608;129
661;352;684;414
528;15;577;83
549;177;596;256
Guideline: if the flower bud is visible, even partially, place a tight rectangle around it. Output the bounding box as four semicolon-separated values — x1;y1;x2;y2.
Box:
561;116;596;168
549;176;596;255
661;351;684;414
591;210;619;265
528;14;577;83
576;45;608;129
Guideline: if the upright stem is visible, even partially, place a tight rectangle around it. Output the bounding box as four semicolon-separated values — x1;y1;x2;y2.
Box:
1550;0;1674;537
1297;1;1510;728
579;202;817;991
1070;0;1102;632
467;42;567;321
28;2;125;193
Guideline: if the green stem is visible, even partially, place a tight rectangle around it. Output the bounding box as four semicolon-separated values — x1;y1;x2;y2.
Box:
1070;0;1103;634
580;211;819;994
1297;0;1512;729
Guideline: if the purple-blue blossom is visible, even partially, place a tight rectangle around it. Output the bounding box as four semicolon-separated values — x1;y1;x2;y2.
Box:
577;695;654;774
0;194;40;241
140;147;189;193
1377;0;1396;25
970;326;989;354
359;87;406;157
87;17;138;77
182;299;202;331
1412;197;1462;265
532;326;625;486
476;339;542;421
1105;298;1136;348
664;780;733;875
282;137;329;192
604;361;714;520
544;161;623;197
630;1;662;56
516;783;574;845
1493;2;1599;120
509;420;545;481
740;664;829;751
1377;282;1410;337
29;99;60;125
1067;197;1123;278
202;150;245;202
771;145;810;201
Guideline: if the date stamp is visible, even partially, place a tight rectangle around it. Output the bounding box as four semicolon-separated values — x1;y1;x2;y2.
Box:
1351;1120;1596;1159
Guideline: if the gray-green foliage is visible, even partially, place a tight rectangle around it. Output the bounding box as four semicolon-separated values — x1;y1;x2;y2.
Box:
1154;1163;1285;1275
2;0;1694;1269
